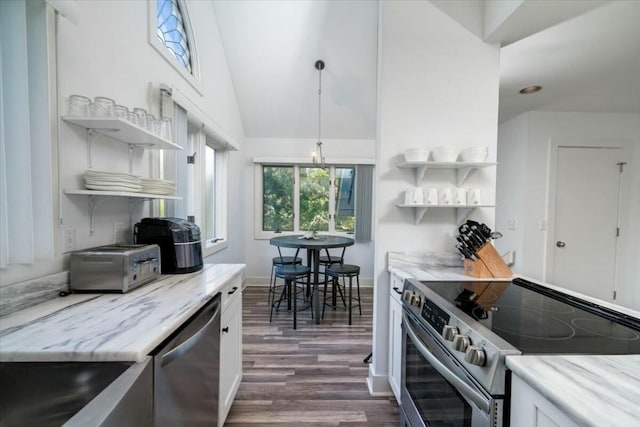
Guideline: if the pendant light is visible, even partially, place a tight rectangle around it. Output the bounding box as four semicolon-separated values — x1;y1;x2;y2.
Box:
312;59;326;168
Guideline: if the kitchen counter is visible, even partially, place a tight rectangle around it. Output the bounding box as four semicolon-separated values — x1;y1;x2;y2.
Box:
387;251;510;281
0;263;244;363
507;355;640;427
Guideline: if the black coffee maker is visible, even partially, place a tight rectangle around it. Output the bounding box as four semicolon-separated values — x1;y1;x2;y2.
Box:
134;217;203;274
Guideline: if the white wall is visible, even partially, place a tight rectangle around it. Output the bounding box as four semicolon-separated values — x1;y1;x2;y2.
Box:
496;114;528;272
370;0;500;393
242;137;375;283
496;111;640;310
1;0;245;286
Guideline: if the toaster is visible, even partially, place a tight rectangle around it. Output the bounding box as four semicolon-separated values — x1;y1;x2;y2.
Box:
134;217;203;274
70;244;161;293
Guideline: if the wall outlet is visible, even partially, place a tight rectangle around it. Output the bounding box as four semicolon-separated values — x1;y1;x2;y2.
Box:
113;222;129;244
507;219;518;230
63;228;76;253
538;219;548;231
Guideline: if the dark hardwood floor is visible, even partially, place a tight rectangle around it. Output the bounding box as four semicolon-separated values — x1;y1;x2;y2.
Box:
225;284;400;426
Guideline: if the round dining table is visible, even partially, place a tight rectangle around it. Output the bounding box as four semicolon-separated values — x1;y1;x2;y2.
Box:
270;234;355;324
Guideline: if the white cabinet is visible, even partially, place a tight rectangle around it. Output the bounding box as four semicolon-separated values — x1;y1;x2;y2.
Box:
395;158;496;224
219;277;243;426
388;273;404;403
510;374;580;427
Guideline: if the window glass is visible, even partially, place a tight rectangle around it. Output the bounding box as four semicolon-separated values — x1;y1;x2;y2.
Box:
300;167;329;232
335;167;356;233
205;145;216;240
263;166;294;232
156;0;192;73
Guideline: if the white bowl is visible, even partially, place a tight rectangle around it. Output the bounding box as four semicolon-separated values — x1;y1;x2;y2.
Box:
459;146;488;162
403;149;430;163
431;146;457;162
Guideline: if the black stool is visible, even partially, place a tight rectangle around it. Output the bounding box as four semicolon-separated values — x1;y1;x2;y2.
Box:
319;247;345;303
269;256;302;296
270;248;311;329
323;264;362;325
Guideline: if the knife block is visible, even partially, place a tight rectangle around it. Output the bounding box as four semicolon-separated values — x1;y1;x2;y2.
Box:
463;243;512;278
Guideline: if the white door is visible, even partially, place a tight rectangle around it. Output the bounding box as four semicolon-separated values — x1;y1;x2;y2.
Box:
551;146;623;302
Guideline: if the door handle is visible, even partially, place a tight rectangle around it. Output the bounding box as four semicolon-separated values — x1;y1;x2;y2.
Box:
556;241;566;248
392;287;403;295
161;302;220;367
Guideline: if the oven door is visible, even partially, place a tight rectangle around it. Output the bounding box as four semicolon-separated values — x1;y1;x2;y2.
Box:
400;310;501;427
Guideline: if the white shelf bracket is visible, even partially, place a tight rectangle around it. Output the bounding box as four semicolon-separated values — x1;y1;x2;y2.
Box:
414;166;428;185
88;195;106;235
87;129;97;169
456;167;474;186
414;206;429;224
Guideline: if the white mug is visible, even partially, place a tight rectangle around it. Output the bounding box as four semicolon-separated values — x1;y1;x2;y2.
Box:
425;188;438;205
438;188;453;205
404;187;424;205
468;188;482;205
454;187;467;205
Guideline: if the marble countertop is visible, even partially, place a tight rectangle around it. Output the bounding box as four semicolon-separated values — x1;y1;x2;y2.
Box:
507;355;640;427
0;263;245;363
387;251;511;281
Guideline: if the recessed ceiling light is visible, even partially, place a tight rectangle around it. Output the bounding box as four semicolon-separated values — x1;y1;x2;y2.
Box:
519;85;542;94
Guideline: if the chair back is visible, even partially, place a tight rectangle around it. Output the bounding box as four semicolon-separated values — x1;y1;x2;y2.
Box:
323;246;346;262
277;246;302;264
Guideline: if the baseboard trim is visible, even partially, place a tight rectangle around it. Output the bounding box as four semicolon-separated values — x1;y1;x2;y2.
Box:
367;365;393;396
245;276;374;287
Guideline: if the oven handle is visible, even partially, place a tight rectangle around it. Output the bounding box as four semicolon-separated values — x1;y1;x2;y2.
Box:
403;312;491;413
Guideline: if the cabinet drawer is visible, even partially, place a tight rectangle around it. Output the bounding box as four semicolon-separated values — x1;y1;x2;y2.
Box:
221;275;242;313
390;273;404;303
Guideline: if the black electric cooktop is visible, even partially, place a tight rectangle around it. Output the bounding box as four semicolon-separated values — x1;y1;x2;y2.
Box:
421;278;640;355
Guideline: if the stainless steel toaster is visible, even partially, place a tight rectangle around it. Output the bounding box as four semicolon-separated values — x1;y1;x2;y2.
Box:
70;244;161;293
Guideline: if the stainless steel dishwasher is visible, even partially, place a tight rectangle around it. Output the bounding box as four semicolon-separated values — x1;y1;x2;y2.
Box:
153;293;221;426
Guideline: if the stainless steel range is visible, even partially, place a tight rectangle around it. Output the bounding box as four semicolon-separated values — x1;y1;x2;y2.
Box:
400;277;640;427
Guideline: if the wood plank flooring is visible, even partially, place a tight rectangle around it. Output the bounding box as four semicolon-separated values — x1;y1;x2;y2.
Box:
225;284;400;426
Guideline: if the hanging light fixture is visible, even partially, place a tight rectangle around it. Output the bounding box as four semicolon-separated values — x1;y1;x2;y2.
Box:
312;59;326;168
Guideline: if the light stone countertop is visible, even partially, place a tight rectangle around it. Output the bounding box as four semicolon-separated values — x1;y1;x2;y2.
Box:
506;355;640;427
387;251;511;282
0;263;245;363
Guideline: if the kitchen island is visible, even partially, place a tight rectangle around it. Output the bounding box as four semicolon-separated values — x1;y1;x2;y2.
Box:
386;251;640;425
507;355;640;427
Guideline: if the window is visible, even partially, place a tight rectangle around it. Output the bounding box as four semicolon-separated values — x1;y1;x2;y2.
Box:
148;0;200;91
257;165;356;237
161;104;230;257
156;0;192;72
203;136;228;248
262;166;294;232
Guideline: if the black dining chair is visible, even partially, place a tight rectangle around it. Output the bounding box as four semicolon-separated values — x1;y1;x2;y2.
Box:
269;247;311;329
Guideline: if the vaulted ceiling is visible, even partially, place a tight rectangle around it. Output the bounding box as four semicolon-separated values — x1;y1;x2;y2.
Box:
213;0;640;139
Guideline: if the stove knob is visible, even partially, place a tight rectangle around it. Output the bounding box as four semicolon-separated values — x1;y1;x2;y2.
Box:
452;334;470;352
465;345;486;366
403;290;412;302
442;325;458;341
412;295;422;307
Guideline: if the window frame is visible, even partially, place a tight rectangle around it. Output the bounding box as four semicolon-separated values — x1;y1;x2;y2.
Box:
192;127;228;257
147;0;202;94
254;163;356;240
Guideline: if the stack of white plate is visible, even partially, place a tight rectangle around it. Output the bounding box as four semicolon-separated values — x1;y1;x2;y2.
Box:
141;178;176;195
84;170;142;192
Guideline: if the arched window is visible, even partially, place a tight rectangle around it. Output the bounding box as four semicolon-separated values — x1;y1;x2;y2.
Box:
156;0;192;73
